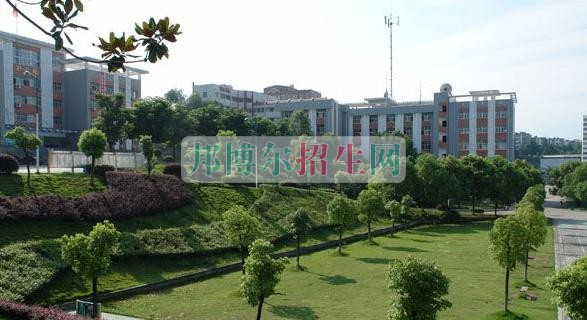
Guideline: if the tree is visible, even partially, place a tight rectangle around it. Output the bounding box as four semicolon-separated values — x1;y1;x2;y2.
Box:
139;135;155;177
515;202;547;282
327;194;356;254
357;189;385;242
240;239;287;320
78;128;107;187
414;154;457;207
60;221;120;318
285;208;312;270
248;116;277;136
164;88;186;104
128;97;173;143
189;104;222;136
185;93;203;109
386;256;451;320
4;127;41;186
167;104;193;160
288;110;312;136
489;216;527;313
462;155;493;212
385;200;401;227
547;257;587;320
439;156;467;206
222;205;261;273
6;1;181;73
219;108;250;136
93;94;126;151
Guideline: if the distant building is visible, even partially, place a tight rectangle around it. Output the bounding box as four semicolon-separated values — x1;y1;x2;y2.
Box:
263;85;321;100
256;83;517;160
192;83;272;112
540;154;582;172
583;115;587;162
515;132;532;149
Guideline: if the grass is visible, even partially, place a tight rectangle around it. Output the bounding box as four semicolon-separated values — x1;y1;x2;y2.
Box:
34;219;393;304
0;173;105;197
104;222;556;320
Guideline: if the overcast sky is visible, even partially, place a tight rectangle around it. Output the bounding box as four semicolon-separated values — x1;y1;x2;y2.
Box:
1;0;586;139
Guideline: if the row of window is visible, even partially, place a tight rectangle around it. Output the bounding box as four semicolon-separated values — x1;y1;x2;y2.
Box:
458;127;508;134
15;113;35;123
457;111;508;119
13;78;63;92
459;142;508;150
13;47;39;67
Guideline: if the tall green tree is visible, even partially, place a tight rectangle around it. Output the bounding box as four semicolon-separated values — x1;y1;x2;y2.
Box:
128;97;173;143
185;93;203;109
248;116;278;136
139;135;155;177
515;202;547;282
219;108;250;136
78;128;107;187
385;200;402;227
462;155;493;212
327;194;357;254
4;127;41;186
222;205;261;273
357;188;385;242
386;256;451;320
189;104;222;136
164;88;186;104
93;94;126;152
285;208;312;270
240;239;288;320
547;257;587;320
288;110;312;136
414;154;457;207
61;221;120;318
439;156;467;205
489;217;527;313
167;104;193;160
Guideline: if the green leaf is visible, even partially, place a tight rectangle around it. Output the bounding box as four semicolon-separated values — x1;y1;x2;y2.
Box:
41;7;57;22
64;0;73;15
73;0;83;11
63;32;73;45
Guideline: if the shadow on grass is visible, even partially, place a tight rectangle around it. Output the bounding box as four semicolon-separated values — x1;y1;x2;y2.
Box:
355;257;393;265
406;222;491;237
269;305;319;320
381;246;427;253
488;311;529;320
318;275;357;285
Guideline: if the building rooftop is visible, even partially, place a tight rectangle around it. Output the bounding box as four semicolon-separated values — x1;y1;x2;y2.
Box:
64;57;148;77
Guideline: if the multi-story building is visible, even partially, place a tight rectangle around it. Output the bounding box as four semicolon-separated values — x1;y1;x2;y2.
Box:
263;85;321;100
192;83;272;112
0;31;68;147
63;58;146;132
583;115;587;162
256;83;517;160
0;31;146;153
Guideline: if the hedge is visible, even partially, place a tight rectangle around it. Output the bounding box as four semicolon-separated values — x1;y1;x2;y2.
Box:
0;172;192;221
0;299;82;320
0;154;19;175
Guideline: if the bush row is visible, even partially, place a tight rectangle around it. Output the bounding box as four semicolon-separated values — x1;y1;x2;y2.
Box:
0;172;192;221
0;154;19;174
0;299;81;320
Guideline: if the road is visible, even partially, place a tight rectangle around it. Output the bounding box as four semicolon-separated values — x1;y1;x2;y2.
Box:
543;190;587;320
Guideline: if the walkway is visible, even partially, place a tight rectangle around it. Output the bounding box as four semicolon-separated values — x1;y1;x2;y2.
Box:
543;190;587;320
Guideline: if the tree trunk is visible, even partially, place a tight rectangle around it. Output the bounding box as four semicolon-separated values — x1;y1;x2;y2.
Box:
338;229;342;254
240;243;246;274
524;247;529;282
368;219;372;242
472;196;476;212
90;156;95;187
494;201;498;217
504;268;510;313
256;296;265;320
296;236;300;270
26;153;31;187
92;276;98;318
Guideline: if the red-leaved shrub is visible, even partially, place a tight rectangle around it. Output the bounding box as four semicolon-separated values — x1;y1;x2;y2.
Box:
0;299;83;320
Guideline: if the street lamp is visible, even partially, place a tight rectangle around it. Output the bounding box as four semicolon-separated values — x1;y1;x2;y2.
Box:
23;70;40;173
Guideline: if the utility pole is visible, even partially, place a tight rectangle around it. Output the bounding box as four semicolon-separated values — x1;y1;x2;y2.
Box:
385;13;399;100
24;70;40;173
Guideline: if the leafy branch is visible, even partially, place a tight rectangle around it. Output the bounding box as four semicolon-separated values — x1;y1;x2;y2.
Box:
5;0;181;72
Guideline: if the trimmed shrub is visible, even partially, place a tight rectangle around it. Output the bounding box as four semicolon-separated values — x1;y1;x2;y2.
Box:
36;195;78;220
471;208;485;214
162;163;181;177
82;164;114;179
0;154;19;175
0;299;82;320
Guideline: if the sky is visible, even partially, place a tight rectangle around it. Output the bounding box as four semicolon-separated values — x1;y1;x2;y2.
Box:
1;0;586;139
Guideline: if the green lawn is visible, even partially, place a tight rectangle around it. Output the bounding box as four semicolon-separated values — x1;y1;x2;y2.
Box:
0;173;106;198
104;222;556;320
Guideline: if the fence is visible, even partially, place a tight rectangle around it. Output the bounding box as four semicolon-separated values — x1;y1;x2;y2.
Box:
47;150;145;173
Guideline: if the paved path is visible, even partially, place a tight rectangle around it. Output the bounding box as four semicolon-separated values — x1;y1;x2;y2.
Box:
543;190;587;320
69;311;142;320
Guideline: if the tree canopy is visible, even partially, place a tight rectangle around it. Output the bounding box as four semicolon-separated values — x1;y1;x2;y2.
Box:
547;257;587;320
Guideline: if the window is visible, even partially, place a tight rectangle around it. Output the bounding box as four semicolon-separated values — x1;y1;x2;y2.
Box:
422;141;432;152
90;82;100;93
496;126;508;133
440;104;447;112
477;127;488;134
317;110;326;118
386;114;395;132
459;143;468;150
13;47;39;67
54;117;63;127
404;113;413;122
477;112;488;119
53;99;62;108
458;127;469;134
53;82;62;91
442;120;447;127
202;92;208;98
353;116;361;136
13;77;35;89
14;95;37;106
52;55;64;72
15;113;35;123
496;111;507;118
457;112;469;119
422;113;433;121
422;127;431;135
404;127;413;138
477;143;487;150
442;135;447;143
496;142;507;150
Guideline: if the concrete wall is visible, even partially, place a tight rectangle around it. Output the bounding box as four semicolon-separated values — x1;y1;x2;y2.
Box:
63;70;89;131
